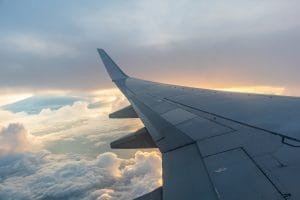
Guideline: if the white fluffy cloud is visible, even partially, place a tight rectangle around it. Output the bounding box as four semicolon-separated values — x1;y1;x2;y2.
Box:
0;151;162;200
0;89;141;146
0;90;162;199
0;123;39;155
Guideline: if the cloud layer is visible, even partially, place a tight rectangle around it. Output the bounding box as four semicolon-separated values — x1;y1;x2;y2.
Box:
0;123;38;155
0;151;162;200
0;90;162;200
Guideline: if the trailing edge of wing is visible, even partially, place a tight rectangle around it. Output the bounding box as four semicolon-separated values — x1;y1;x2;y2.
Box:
97;48;128;81
134;187;162;200
109;105;138;118
110;127;157;149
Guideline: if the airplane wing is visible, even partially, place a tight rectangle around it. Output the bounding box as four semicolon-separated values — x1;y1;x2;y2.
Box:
97;49;300;200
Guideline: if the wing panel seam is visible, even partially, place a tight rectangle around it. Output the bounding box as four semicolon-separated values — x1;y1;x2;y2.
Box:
164;97;300;145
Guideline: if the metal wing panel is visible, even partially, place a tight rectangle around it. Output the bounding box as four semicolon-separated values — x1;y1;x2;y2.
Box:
125;78;300;143
134;187;162;200
162;143;218;200
203;148;284;200
128;95;194;152
166;92;300;141
123;78;293;199
98;49;300;200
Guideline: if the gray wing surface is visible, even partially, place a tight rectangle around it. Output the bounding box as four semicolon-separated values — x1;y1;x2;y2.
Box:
98;49;300;200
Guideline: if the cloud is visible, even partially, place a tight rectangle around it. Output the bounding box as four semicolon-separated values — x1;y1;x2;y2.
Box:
0;123;39;155
0;90;162;199
79;1;300;47
0;91;143;167
0;34;79;57
0;92;32;107
0;151;162;200
0;89;136;143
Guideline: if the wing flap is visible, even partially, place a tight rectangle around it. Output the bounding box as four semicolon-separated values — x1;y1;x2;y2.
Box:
134;187;162;200
109;105;138;118
163;143;218;200
110;127;157;149
204;148;284;199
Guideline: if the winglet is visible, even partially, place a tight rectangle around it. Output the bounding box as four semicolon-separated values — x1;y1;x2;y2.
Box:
97;49;129;81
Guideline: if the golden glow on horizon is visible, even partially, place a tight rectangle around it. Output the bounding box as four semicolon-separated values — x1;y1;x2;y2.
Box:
216;86;286;95
0;83;289;108
158;178;163;186
159;77;287;95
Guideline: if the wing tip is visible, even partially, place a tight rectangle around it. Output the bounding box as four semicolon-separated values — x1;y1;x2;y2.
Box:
97;48;129;81
97;48;104;53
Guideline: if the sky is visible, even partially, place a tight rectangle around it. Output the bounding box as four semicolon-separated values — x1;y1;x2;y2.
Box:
0;0;300;95
0;0;300;199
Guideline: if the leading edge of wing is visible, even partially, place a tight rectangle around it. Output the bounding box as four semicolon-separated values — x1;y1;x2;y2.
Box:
97;48;129;81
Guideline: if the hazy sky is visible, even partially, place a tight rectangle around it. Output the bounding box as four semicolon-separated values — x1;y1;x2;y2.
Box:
1;0;300;95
